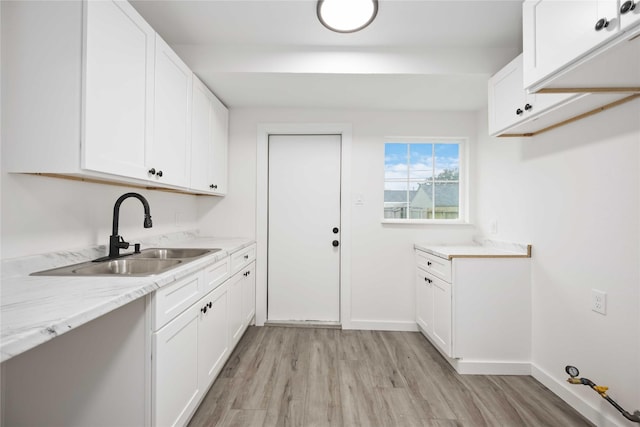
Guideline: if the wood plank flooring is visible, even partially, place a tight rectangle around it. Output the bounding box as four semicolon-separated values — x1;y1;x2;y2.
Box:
188;326;593;427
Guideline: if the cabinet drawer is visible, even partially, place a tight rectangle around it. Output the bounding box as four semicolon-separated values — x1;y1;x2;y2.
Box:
152;271;203;330
230;244;256;274
202;257;230;295
415;250;451;283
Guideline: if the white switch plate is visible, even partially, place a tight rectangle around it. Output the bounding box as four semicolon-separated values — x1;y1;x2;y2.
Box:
591;289;607;315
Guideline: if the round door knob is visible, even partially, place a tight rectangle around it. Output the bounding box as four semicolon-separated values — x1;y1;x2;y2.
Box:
210;184;218;189
201;305;208;314
427;261;432;266
148;168;156;175
595;18;609;31
524;103;533;111
208;302;212;309
516;108;523;116
620;1;636;14
332;240;340;247
157;170;163;177
332;227;339;234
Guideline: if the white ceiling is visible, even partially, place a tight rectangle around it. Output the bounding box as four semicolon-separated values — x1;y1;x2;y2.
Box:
130;0;524;111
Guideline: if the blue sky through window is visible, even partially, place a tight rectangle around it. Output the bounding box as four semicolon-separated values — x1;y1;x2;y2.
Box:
384;142;460;191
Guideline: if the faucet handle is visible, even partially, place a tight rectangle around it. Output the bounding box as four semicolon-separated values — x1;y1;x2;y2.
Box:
118;236;130;250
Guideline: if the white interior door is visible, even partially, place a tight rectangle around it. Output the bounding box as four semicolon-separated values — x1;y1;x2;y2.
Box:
268;134;341;322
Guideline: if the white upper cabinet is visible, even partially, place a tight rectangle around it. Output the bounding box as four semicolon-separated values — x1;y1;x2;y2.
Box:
487;54;609;137
190;77;229;195
209;94;229;195
82;0;155;180
3;0;225;196
151;35;193;187
523;0;640;92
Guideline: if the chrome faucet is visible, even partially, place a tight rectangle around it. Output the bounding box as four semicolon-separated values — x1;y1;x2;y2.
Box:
108;192;153;259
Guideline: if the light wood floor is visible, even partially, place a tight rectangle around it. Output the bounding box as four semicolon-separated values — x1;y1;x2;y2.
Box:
188;326;593;427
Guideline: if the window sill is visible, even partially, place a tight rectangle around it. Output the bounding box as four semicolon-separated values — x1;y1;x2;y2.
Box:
381;219;473;226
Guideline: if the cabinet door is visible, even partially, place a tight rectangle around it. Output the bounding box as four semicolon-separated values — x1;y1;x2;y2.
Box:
227;271;244;349
209;93;229;195
523;0;619;89
488;54;574;136
83;0;154;179
415;268;434;334
198;283;229;391
152;304;200;427
242;262;256;325
152;34;192;187
190;76;213;193
488;55;527;135
432;277;452;357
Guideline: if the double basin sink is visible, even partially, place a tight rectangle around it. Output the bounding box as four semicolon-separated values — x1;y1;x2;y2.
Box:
32;248;221;277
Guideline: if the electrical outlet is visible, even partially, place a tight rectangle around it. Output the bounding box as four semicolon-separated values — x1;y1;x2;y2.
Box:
592;289;607;315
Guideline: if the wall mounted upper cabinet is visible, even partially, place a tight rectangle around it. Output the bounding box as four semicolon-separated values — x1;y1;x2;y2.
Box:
2;0;224;196
151;35;193;187
82;0;155;180
523;0;640;93
488;54;625;137
191;77;229;195
3;0;155;182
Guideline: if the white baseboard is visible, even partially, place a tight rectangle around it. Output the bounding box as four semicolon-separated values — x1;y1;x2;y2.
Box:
531;364;624;427
452;359;532;375
345;320;418;332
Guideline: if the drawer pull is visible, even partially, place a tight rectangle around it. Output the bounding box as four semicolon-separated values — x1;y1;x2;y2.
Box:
424;277;432;284
427;261;432;266
244;254;249;260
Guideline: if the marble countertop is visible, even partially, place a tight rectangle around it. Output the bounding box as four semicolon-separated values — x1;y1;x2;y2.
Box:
414;238;531;260
0;232;254;363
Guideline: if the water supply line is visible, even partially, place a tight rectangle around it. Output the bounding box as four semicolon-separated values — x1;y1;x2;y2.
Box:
565;365;640;423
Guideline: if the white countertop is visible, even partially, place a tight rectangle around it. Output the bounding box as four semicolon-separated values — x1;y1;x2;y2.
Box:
0;232;254;363
414;239;531;260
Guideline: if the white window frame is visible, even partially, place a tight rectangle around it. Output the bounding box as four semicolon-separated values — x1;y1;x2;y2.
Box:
382;137;469;225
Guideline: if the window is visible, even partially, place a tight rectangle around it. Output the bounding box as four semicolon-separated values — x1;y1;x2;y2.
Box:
384;140;465;221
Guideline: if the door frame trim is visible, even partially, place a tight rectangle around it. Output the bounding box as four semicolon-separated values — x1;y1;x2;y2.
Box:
256;123;352;328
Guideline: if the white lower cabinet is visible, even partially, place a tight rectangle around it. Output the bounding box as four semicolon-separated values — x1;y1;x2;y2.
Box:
152;302;200;427
197;282;229;395
151;245;256;427
415;268;434;340
227;271;244;351
431;275;452;357
415;248;531;374
242;262;256;325
416;267;451;357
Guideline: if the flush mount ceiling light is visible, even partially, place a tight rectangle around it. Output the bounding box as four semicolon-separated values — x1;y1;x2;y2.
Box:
317;0;379;33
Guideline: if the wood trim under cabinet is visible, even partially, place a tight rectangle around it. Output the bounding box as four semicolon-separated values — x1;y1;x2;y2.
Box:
499;94;640;138
536;87;640;94
28;173;218;196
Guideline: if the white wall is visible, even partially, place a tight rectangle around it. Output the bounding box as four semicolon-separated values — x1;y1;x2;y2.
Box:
475;100;640;426
198;108;479;328
0;174;199;259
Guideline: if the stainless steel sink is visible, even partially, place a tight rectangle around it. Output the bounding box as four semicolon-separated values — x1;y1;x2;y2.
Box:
73;259;182;276
31;248;221;277
131;248;219;259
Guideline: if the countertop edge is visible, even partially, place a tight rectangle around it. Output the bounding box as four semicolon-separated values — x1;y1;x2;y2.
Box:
1;237;255;363
414;243;532;260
